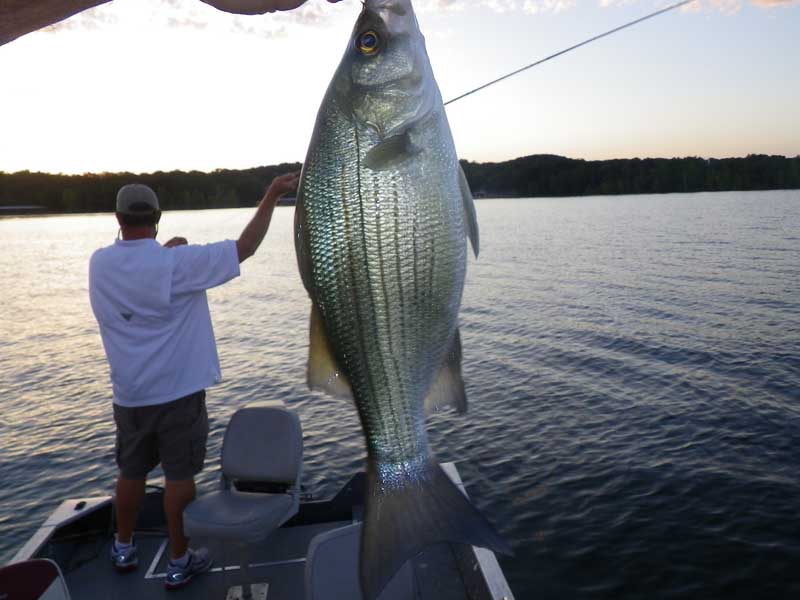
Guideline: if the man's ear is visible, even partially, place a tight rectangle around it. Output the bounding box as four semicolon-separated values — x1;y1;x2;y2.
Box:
115;212;125;227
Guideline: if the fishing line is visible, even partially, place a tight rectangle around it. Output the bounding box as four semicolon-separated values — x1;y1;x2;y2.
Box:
443;0;697;106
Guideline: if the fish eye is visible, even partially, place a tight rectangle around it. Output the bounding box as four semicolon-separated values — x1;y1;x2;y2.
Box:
356;30;380;55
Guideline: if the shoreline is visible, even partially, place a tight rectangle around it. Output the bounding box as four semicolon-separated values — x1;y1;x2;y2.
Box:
2;187;798;218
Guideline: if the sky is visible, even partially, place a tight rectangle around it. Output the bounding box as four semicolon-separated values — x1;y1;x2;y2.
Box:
0;0;798;175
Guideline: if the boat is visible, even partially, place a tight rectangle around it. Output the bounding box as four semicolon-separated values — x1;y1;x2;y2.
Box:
1;401;515;600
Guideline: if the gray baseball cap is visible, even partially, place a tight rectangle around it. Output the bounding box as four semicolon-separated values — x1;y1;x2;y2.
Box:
116;184;160;215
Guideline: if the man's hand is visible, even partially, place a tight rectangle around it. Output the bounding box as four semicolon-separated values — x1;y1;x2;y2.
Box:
261;171;300;206
164;237;188;248
200;0;342;15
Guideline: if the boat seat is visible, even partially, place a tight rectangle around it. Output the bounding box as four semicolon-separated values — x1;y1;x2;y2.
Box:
183;401;303;594
305;523;416;600
0;558;71;600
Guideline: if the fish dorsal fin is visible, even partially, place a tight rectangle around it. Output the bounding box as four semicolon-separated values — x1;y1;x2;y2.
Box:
307;303;354;402
363;131;421;171
458;165;480;258
424;328;468;415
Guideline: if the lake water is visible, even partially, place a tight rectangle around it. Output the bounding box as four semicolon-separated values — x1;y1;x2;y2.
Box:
1;190;799;598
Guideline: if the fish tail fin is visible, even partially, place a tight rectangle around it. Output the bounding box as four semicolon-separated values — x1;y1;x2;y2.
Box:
360;459;511;600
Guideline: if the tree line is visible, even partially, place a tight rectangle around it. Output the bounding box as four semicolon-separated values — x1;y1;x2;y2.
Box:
0;163;302;214
1;154;798;214
460;154;800;198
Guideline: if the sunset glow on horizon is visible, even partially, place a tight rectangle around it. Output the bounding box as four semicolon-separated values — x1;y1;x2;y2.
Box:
0;0;798;175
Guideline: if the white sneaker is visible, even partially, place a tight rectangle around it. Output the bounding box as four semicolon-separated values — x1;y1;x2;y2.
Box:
164;547;212;590
110;538;138;573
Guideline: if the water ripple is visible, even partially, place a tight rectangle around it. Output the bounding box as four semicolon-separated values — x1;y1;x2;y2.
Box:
2;193;800;598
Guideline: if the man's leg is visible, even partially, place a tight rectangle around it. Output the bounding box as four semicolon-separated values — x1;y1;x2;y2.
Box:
115;476;146;543
158;391;208;561
164;478;196;560
114;401;157;545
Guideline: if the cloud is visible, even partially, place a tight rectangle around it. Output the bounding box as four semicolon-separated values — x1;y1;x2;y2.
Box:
40;0;797;38
523;0;577;13
42;4;119;33
609;0;798;13
167;16;209;28
277;2;334;25
750;0;800;5
712;0;742;12
675;0;740;14
480;0;519;12
229;18;288;36
414;0;575;14
414;0;467;11
39;0;318;38
705;0;741;13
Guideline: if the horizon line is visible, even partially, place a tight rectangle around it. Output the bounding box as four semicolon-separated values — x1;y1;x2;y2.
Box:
2;152;799;178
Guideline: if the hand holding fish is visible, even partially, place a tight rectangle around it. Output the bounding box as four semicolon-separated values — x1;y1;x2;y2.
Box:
262;171;300;205
2;0;346;48
200;0;342;14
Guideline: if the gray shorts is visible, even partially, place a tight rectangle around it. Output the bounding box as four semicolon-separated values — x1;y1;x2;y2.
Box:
113;390;208;481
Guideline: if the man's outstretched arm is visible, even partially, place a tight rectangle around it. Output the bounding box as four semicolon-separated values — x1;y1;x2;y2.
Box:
236;171;300;264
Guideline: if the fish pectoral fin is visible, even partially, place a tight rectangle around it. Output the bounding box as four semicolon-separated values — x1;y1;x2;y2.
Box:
459;164;480;258
424;328;468;415
362;132;421;171
307;304;354;402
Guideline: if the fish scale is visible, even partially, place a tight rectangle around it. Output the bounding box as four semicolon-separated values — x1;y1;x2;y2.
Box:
305;113;460;452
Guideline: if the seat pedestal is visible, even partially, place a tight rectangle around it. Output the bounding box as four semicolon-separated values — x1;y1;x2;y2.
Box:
225;582;268;600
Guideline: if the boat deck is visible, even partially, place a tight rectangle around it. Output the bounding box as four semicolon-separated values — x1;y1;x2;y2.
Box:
53;522;476;599
20;466;512;599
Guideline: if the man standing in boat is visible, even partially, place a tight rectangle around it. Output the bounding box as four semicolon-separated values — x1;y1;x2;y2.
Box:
89;172;298;589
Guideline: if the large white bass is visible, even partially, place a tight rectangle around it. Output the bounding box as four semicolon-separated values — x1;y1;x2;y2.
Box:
294;0;510;597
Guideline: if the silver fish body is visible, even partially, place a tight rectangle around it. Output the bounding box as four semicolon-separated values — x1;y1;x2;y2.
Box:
295;1;509;597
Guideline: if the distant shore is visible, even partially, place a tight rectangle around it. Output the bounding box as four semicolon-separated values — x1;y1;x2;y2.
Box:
1;154;798;215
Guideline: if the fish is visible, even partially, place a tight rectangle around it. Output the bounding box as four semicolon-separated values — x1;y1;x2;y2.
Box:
294;0;511;597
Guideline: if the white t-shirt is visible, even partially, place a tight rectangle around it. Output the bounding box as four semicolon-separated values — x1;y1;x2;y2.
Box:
89;238;240;407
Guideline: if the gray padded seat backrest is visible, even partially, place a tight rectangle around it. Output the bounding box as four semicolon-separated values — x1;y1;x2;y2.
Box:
305;524;415;600
222;402;303;484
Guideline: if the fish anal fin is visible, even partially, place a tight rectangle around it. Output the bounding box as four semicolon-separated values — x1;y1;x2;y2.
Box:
424;328;468;415
360;458;512;600
458;164;480;258
363;132;420;171
307;304;354;402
